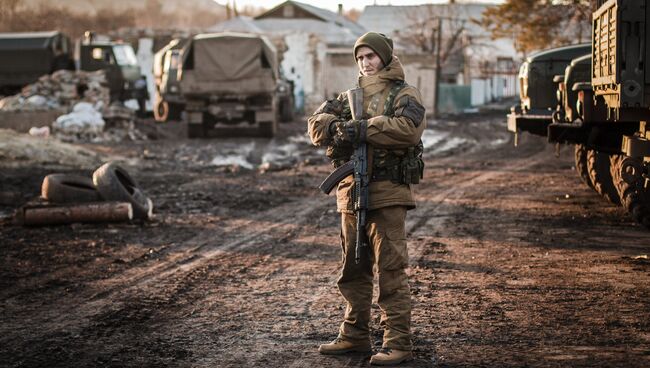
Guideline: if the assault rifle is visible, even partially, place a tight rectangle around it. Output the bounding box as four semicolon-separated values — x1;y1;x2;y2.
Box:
319;88;368;264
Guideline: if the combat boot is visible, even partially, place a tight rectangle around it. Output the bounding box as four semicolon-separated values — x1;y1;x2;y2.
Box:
370;348;413;365
318;337;371;355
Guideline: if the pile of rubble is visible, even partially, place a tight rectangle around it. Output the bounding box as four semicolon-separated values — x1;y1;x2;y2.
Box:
0;69;146;142
0;69;110;111
53;102;146;143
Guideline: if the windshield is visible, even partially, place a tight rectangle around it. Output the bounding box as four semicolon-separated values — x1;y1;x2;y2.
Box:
112;45;138;66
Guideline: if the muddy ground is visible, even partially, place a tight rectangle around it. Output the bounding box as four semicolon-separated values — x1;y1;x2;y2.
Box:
1;109;649;368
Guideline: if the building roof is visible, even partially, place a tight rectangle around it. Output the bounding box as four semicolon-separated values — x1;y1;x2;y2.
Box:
207;16;265;34
201;0;366;46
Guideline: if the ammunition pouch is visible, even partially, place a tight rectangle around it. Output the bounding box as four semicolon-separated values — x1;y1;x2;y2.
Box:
371;140;424;184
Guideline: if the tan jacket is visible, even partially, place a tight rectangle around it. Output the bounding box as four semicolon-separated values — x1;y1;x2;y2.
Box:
308;56;425;213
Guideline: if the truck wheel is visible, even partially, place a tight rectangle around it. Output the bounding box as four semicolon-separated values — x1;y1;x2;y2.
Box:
92;162;151;220
609;154;624;198
574;144;594;189
41;174;101;203
280;98;294;122
168;103;183;121
258;121;276;138
187;123;205;138
614;156;650;228
154;100;169;122
587;150;621;205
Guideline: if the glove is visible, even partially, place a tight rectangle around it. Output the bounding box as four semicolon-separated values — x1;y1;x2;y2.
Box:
333;119;366;144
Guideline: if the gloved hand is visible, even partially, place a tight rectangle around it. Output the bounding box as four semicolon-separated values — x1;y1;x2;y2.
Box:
331;119;366;144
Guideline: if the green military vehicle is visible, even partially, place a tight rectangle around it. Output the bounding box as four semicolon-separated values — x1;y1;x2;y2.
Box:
153;38;187;122
179;32;282;138
0;31;74;95
589;0;650;228
508;43;591;139
508;0;650;229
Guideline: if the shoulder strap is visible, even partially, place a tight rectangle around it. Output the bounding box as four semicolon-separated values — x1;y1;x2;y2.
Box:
383;80;407;117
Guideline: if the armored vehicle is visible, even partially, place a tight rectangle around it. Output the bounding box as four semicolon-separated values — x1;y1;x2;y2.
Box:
507;43;591;138
153;38;187;122
0;31;74;95
179;32;282;138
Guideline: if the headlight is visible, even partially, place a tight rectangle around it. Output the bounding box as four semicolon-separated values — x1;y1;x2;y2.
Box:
277;85;287;93
170;86;178;93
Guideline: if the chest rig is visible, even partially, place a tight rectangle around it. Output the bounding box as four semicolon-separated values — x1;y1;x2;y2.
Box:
370;81;425;185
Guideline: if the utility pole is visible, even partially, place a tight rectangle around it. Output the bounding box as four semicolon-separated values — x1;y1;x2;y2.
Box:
433;17;442;119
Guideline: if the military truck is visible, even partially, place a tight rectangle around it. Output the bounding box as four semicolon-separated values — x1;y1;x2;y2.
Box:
178;32;282;138
589;0;650;228
507;43;591;140
0;31;74;95
506;0;650;229
153;38;187;122
76;32;147;105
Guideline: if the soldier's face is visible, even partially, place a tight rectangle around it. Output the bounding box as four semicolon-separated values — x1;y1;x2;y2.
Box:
356;46;384;76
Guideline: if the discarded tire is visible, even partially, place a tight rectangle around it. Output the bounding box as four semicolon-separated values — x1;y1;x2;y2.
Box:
41;174;101;203
574;144;593;189
613;156;650;229
587;149;621;205
92;162;151;219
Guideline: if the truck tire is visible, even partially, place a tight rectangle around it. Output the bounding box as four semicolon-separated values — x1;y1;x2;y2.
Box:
280;98;294;122
587;150;621;205
574;144;594;189
609;154;624;198
168;103;183;121
41;174;101;203
613;156;650;229
92;162;151;220
187;123;205;138
154;99;169;122
258;121;276;138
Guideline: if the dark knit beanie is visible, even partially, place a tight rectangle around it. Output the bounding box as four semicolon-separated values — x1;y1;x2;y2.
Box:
353;32;394;66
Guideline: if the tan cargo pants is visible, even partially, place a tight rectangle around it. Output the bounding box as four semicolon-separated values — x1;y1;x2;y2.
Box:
337;205;412;350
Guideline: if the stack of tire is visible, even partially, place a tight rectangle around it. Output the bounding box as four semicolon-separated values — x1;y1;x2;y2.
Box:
41;161;152;220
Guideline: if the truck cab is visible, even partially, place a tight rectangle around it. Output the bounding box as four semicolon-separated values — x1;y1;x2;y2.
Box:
78;40;143;102
508;43;591;138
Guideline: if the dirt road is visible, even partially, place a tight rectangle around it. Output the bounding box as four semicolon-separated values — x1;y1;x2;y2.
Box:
1;111;649;367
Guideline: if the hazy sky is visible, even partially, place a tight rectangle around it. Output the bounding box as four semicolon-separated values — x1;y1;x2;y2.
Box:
221;0;502;13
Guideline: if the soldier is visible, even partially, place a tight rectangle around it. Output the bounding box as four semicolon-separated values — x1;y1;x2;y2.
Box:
307;32;426;366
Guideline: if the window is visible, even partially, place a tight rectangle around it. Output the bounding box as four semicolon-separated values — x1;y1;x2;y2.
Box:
112;45;138;66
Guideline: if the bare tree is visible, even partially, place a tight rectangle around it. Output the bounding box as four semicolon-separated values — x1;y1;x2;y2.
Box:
481;0;593;55
394;4;468;69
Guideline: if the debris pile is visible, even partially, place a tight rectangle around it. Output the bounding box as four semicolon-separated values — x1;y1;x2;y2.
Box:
0;70;146;142
52;101;145;143
0;69;110;112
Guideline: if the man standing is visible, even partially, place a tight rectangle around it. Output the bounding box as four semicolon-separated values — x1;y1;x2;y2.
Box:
307;32;426;366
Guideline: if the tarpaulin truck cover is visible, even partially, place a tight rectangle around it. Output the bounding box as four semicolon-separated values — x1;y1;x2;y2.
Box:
179;32;278;95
